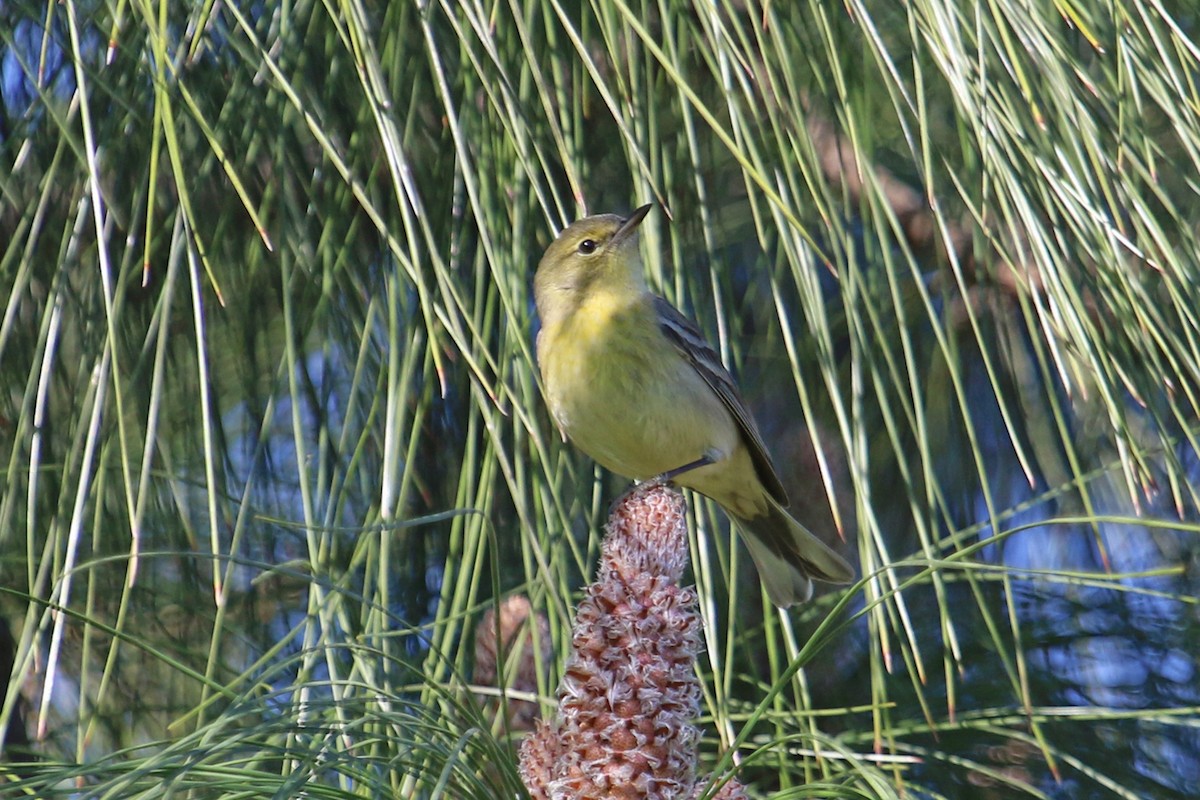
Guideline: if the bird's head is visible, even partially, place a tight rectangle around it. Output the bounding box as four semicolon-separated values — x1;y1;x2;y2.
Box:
533;204;652;326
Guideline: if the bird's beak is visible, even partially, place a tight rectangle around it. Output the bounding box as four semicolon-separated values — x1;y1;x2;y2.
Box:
612;203;653;245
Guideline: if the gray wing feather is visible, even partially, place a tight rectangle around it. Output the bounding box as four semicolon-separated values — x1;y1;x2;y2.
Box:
653;295;789;504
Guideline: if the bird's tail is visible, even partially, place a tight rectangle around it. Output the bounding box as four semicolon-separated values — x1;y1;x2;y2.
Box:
734;495;855;607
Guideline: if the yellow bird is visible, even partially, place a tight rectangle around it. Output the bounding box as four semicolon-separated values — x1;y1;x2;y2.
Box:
534;204;854;606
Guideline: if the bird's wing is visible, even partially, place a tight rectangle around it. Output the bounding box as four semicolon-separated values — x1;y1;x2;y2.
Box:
653;295;789;505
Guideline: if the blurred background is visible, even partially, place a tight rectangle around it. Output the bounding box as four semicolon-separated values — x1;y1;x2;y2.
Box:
2;1;1199;797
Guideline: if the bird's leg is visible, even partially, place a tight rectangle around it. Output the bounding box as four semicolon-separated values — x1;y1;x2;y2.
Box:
611;453;718;511
657;451;717;484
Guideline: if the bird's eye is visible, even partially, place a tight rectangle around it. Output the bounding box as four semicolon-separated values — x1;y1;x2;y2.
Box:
577;239;598;255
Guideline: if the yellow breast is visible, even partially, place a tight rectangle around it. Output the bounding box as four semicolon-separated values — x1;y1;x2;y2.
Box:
538;291;739;483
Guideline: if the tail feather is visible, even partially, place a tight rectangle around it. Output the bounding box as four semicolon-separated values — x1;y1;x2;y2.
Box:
734;496;855;607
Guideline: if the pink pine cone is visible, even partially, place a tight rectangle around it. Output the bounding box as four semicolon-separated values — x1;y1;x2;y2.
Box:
519;483;749;799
